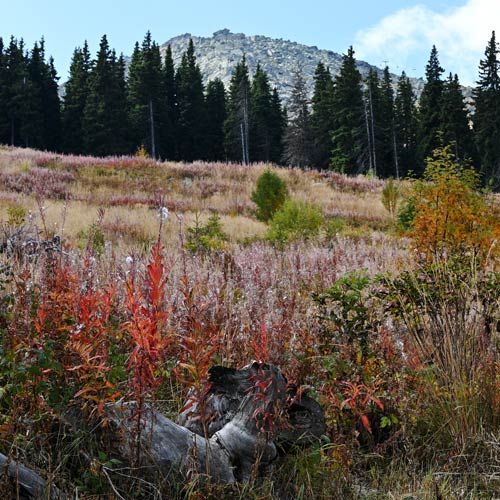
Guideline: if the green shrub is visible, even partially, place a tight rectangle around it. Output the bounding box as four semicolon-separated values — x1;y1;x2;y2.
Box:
266;199;324;245
397;195;416;231
381;177;400;216
186;212;228;253
6;205;26;227
78;223;105;256
251;170;289;222
324;216;345;239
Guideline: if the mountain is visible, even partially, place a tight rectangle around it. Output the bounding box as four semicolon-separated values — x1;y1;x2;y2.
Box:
161;29;426;100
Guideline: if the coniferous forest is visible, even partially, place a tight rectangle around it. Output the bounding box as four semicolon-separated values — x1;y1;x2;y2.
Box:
1;31;500;184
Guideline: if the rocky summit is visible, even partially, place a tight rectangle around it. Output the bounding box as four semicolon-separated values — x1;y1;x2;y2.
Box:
161;28;425;100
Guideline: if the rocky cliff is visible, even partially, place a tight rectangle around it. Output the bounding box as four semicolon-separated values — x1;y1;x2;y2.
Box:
161;29;425;100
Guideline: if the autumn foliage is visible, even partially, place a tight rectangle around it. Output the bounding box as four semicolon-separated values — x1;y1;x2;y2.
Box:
409;146;500;262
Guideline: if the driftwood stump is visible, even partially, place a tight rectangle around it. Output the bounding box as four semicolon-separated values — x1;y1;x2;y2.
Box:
107;362;325;484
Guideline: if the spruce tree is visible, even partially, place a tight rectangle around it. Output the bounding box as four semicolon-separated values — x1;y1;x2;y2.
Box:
62;42;91;153
379;67;397;177
364;68;382;176
175;39;205;161
311;61;335;169
330;46;366;174
161;45;177;160
282;67;313;167
127;32;165;158
204;78;227;161
417;45;444;172
41;56;61;151
83;35;129;156
1;37;29;146
250;63;274;162
268;88;285;164
22;41;45;148
473;31;500;185
224;56;251;163
0;37;6;144
107;52;129;154
394;72;418;178
440;73;475;162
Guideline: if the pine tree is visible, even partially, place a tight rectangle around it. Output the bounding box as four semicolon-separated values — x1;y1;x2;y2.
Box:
250;63;274;162
204;78;227;161
268;88;285;164
379;67;397;177
283;66;313;167
0;37;6;144
394;72;418;178
107;52;129;154
440;73;475;162
161;45;177;160
224;56;251;163
42;56;61;151
330;46;366;174
128;32;165;158
19;40;61;151
417;45;444;172
22;41;45;148
364;68;382;176
311;61;335;169
83;35;129;156
473;31;500;185
175;39;205;161
1;37;29;146
62;42;91;153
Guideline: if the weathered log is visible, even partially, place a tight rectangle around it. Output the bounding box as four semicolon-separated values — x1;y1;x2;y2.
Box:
0;452;63;499
178;363;326;449
107;363;324;484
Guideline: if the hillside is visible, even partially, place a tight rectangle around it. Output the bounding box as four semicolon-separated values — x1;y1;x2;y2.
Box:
0;146;498;499
161;29;426;100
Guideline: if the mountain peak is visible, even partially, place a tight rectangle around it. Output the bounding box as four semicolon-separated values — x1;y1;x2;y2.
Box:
161;30;425;100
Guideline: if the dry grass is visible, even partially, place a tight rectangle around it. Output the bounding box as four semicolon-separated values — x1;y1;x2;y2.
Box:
0;147;392;251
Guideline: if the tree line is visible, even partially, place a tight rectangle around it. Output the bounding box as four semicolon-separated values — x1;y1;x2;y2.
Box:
1;31;500;184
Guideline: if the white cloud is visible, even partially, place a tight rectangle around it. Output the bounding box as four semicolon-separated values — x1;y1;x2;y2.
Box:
355;0;500;85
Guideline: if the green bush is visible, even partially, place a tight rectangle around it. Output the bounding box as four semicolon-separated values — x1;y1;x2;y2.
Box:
324;216;345;239
251;170;289;222
186;212;228;253
6;205;26;227
396;195;416;231
266;199;324;245
381;177;400;216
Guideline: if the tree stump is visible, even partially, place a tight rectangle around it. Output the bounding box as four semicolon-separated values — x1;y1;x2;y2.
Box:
107;362;325;484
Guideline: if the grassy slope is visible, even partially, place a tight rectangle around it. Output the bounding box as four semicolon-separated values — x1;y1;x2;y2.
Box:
0;146;497;499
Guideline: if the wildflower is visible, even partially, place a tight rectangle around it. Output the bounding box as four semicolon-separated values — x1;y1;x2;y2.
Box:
125;255;133;265
158;206;169;222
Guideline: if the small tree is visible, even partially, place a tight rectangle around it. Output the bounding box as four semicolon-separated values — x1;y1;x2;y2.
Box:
266;198;324;246
381;177;400;217
408;146;500;262
251;170;289;222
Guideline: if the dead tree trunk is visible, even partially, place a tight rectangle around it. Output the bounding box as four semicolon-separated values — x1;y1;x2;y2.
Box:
107;362;325;484
0;452;63;499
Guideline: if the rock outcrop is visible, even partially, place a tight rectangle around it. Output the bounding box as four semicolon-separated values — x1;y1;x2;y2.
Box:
161;28;425;100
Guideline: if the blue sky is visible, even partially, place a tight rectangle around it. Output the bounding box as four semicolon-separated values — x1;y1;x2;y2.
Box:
0;0;497;85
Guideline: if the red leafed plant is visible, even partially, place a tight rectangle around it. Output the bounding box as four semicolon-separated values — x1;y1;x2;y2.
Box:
124;240;172;460
67;282;120;417
340;381;384;434
174;276;221;445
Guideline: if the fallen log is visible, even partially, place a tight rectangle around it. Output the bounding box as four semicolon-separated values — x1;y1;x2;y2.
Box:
0;452;63;499
107;362;325;484
178;363;326;449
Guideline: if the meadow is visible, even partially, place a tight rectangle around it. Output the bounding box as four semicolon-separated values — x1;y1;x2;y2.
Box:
0;145;498;499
